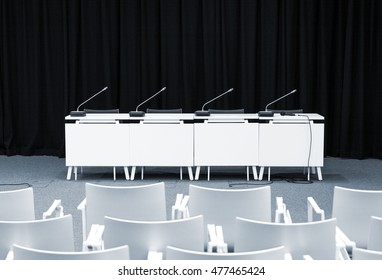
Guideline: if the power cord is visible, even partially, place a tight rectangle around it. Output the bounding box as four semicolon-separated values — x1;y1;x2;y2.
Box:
0;183;32;187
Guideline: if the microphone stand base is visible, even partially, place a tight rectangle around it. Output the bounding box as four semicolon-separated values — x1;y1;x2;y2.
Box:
70;111;86;117
129;111;145;117
258;111;274;117
194;110;210;116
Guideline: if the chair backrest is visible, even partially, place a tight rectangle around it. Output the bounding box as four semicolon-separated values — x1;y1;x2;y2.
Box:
85;182;167;233
0;188;35;221
12;244;130;260
166;245;285;260
103;215;204;260
188;184;271;250
332;186;382;248
352;247;382;260
0;215;74;259
234;217;337;260
146;108;182;113
367;216;382;251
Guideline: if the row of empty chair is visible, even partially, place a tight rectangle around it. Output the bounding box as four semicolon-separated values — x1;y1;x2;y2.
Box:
1;184;382;260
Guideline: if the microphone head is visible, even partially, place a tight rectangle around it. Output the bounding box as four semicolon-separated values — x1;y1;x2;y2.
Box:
161;87;166;91
291;89;297;93
228;88;234;92
103;86;108;91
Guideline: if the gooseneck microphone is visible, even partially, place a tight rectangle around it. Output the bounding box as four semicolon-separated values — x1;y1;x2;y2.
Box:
70;86;109;117
258;89;297;117
129;87;167;117
195;88;234;116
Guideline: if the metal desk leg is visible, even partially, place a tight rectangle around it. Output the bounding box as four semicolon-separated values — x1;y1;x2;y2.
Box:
195;166;201;180
188;166;194;181
123;167;130;180
317;167;323;181
252;166;258;180
66;166;72;180
259;167;264;181
131;166;136;180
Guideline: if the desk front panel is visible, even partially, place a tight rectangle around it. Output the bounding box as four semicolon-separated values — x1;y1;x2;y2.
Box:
129;123;194;166
65;123;130;166
194;122;258;166
258;122;324;167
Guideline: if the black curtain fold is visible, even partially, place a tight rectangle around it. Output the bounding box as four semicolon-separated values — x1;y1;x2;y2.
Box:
1;0;381;158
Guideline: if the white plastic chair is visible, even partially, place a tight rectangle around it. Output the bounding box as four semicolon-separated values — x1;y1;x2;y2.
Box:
166;245;286;260
234;217;337;260
367;216;382;251
187;184;271;251
0;188;63;221
0;215;75;260
332;186;382;249
103;215;204;260
352;247;382;260
10;244;129;260
77;182;167;245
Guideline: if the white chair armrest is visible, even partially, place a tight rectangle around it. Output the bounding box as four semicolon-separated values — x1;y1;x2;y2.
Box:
77;198;87;210
77;198;87;242
5;250;14;260
275;197;292;224
83;224;104;251
303;254;314;260
336;244;351;260
336;226;356;256
307;197;325;222
207;224;228;253
43;199;64;219
284;252;293;260
171;194;189;220
285;209;292;224
147;251;163;260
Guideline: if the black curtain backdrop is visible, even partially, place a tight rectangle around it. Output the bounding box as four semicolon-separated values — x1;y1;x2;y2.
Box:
1;0;381;158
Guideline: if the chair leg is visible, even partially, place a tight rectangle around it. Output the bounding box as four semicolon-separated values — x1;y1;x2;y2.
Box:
246;166;249;181
207;166;210;181
180;167;183;180
113;167;116;181
141;167;144;180
268;167;271;181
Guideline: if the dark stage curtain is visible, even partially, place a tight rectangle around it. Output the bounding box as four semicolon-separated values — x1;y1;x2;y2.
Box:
1;0;381;158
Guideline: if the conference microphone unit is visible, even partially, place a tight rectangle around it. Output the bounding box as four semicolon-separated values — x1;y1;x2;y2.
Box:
129;87;167;117
70;86;109;117
195;88;234;116
258;89;297;117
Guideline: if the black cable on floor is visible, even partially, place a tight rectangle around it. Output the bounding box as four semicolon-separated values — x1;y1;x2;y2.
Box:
0;183;32;187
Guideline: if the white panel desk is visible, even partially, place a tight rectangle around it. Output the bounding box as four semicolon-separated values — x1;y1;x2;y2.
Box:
65;114;130;180
65;114;195;180
128;114;194;180
258;113;324;181
65;113;324;181
193;114;259;181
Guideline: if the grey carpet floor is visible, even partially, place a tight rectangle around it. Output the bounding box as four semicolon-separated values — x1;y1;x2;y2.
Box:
1;155;382;251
